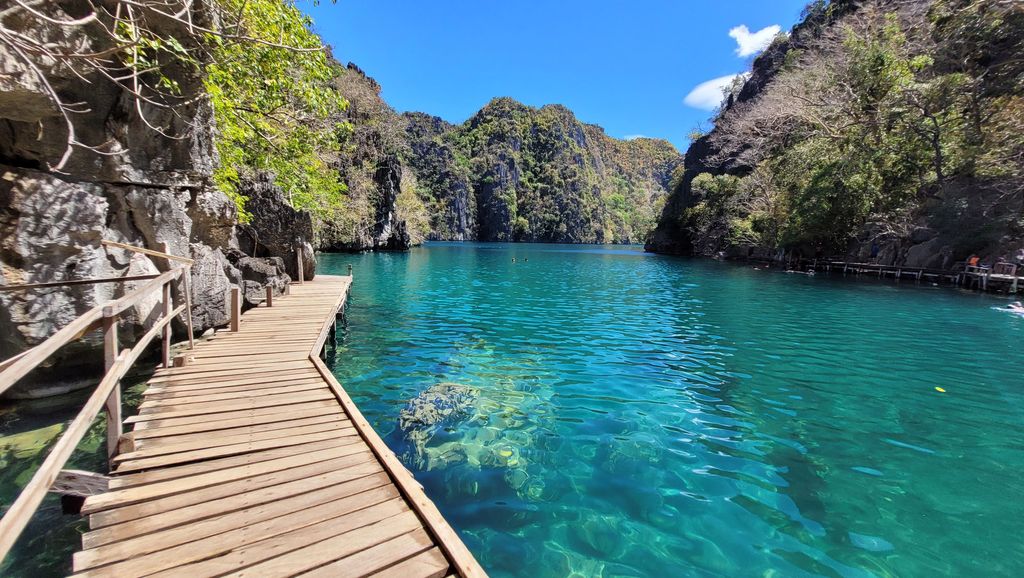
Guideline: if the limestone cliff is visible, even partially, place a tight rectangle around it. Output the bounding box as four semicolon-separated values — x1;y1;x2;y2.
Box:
0;1;312;394
647;0;1024;267
405;98;682;244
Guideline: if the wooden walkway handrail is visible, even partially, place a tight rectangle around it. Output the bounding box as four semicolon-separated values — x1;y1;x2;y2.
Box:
0;274;161;292
0;243;198;564
101;240;194;265
0;267;186;397
0;350;130;561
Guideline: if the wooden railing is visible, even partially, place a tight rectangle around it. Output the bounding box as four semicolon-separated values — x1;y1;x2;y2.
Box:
0;241;196;561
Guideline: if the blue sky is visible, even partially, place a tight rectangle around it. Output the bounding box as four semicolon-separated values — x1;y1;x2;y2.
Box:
302;1;809;151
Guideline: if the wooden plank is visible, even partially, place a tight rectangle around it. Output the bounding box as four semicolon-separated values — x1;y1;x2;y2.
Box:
366;547;450;578
217;511;424;578
83;463;388;549
311;356;488;578
88;450;379;530
128;400;338;429
130;390;334;421
130;405;339;440
73;486;405;577
373;547;450;578
0;274;160;292
147;360;313;382
113;428;359;473
116;422;357;462
0;352;128;560
108;437;355;489
143;377;325;398
299;528;437;578
143;498;407;578
0;306;103;396
134;387;333;416
133;412;343;444
140;370;321;393
139;382;327;408
101;239;194;264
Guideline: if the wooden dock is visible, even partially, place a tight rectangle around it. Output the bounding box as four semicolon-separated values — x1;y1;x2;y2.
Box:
69;275;484;577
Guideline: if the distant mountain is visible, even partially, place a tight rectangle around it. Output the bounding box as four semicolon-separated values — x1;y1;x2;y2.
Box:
405;98;682;244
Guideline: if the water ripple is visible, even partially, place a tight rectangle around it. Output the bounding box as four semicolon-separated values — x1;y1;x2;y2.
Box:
323;244;1024;578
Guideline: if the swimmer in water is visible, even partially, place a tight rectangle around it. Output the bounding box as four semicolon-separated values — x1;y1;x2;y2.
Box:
1007;301;1024;312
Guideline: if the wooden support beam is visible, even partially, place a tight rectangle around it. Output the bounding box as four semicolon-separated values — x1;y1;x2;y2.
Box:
266;285;274;308
230;287;241;332
102;310;121;463
0;351;128;561
297;245;305;285
183;266;195;350
52;470;110;498
101;240;194;264
0;274;161;292
161;283;172;369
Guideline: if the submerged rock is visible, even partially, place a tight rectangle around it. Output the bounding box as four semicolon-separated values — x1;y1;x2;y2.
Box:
399;382;478;432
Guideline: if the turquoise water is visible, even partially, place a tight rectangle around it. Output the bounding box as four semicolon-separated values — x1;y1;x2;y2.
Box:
320;243;1024;578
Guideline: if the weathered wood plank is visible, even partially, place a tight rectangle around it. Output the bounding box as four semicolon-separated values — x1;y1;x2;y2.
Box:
366;547;450;578
82;465;389;550
70;275;483;578
73;485;404;576
299;528;436;578
113;428;358;473
216;511;424;578
108;437;355;489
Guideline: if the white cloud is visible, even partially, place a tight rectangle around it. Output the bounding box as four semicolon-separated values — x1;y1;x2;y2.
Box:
623;134;647;140
683;73;746;111
729;24;781;57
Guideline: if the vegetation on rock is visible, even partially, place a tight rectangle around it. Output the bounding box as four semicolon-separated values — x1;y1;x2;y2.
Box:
410;98;681;244
649;0;1024;267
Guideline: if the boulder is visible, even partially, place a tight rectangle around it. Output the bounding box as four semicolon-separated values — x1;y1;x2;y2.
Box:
236;172;315;280
399;382;478;433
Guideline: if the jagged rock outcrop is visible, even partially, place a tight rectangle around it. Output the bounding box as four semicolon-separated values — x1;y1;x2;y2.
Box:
319;63;422;252
402;113;476;240
405;98;682;244
236;172;316;281
0;1;310;395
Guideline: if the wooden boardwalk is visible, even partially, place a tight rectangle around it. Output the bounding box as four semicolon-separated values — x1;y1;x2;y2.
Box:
71;275;484;577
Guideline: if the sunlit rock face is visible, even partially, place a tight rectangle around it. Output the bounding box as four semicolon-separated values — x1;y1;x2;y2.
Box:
0;1;306;395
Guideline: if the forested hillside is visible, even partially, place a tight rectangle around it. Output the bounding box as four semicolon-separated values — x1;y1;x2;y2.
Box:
648;0;1024;268
406;99;681;244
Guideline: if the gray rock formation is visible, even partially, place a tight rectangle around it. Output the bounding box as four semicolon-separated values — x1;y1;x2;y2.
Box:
0;1;313;395
398;382;478;434
236;172;316;281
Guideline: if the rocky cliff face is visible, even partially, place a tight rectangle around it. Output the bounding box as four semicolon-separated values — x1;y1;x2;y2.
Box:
0;1;311;394
319;63;420;252
402;113;476;240
647;0;1024;267
405;98;682;244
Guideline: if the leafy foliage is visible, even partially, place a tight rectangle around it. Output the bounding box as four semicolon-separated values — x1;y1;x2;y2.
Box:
662;0;1024;258
204;0;348;221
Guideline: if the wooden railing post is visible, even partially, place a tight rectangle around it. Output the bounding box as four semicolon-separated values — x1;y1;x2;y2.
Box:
297;245;305;285
183;265;195;349
101;307;121;463
347;264;353;277
265;285;273;307
161;283;172;368
230;287;241;332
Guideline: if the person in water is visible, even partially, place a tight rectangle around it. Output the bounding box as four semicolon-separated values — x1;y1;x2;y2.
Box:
1007;301;1024;312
